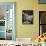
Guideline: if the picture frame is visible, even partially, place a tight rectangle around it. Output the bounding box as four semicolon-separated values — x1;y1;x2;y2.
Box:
22;10;33;24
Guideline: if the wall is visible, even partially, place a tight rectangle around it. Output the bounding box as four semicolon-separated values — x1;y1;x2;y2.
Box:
0;0;39;40
16;0;39;40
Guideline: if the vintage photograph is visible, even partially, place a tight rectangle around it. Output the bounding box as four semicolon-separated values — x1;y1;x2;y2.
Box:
22;10;33;24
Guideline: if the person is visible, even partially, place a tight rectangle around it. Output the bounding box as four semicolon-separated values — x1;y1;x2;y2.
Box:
35;34;44;42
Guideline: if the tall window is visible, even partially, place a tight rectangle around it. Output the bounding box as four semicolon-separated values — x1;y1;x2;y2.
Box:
0;2;16;40
39;11;46;35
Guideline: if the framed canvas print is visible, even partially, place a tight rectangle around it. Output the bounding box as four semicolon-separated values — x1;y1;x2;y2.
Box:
22;10;33;24
39;0;46;4
39;11;46;35
0;2;16;40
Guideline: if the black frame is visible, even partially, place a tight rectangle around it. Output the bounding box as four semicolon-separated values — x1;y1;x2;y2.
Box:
22;10;33;24
39;11;46;35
